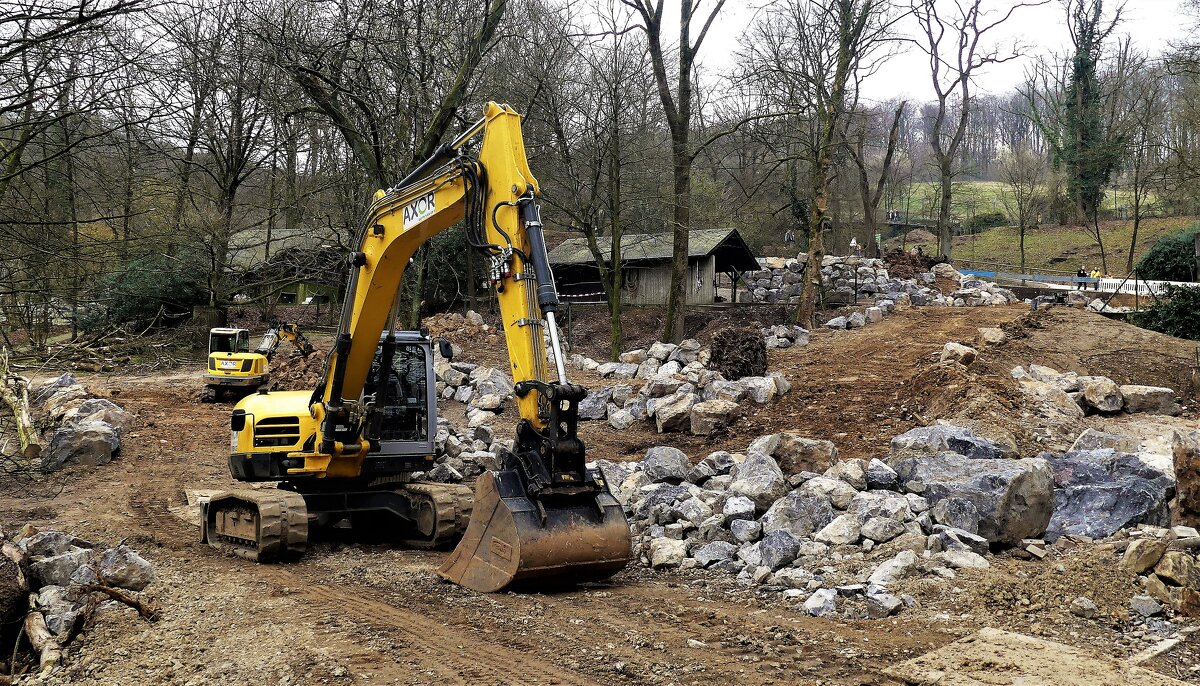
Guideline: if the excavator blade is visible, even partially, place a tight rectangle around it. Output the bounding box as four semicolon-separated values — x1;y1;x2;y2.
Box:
438;470;632;593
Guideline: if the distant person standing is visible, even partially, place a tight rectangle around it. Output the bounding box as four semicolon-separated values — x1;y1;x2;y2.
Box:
1076;266;1087;290
1091;268;1102;290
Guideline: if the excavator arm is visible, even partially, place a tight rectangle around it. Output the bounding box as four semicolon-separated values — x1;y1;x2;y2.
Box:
286;103;629;590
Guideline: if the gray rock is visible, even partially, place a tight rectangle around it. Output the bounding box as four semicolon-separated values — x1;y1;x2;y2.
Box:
578;387;613;420
608;409;636;430
673;497;714;526
891;452;1054;545
470;393;505;411
759;531;801;571
803;588;838;616
644;377;684;398
826;459;867;490
866;592;904;618
690;399;739;436
19;531;93;558
1120;385;1180;415
847;312;866;329
848;491;916;522
730;519;762;543
770;434;838;475
1130;595;1162;618
861;517;906;543
867;550;918;587
728;452;789;512
743;377;778;404
722;495;757;521
761;491;836;537
1042;449;1174;543
619;348;647;364
933;526;989;556
1069;429;1140;453
938;549;990;570
825;316;848;330
72;398;133;434
597;362;639;379
1070;596;1098;619
692;541;738;567
1078;376;1123;413
929;497;980;534
890;424;1011;461
29;548;91;588
427;463;463;483
44;421;120;470
865;459;899;491
642;446;691;483
704;379;748;403
470;367;514;397
654;392;695;433
800;476;858;510
940;342;978;365
814;514;861;545
648;342;677;361
649;537;690;569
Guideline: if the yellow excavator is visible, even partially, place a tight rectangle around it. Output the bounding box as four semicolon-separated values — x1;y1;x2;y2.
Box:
200;103;632;592
203;323;316;401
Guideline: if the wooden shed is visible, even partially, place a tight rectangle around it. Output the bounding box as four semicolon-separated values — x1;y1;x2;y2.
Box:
547;228;760;305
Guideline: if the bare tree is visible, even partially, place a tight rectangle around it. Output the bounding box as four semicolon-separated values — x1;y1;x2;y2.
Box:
845;100;906;257
743;0;898;326
997;145;1047;272
621;0;725;343
911;0;1044;259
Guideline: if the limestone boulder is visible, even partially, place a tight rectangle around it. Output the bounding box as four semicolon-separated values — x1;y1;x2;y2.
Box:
1043;449;1174;542
890;452;1054;545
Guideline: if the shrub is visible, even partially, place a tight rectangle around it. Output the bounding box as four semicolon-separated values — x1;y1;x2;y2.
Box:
1134;285;1200;341
1136;225;1200;282
87;250;208;329
965;211;1008;233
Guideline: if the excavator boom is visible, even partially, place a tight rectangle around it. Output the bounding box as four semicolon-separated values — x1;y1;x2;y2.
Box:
204;103;631;592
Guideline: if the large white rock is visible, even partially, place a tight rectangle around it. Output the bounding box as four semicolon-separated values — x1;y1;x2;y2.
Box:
729;451;789;512
814;514;861;545
1119;385;1180;415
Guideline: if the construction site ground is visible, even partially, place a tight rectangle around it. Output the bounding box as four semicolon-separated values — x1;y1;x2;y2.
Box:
2;305;1199;685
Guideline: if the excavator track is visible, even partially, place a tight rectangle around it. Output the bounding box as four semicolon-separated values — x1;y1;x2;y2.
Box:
202;490;309;562
398;482;474;549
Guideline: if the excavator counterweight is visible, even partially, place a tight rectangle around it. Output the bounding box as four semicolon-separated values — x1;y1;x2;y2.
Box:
203;103;630;592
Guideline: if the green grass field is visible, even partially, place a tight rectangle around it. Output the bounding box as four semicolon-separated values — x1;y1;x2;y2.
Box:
898;181;1151;224
889;215;1196;275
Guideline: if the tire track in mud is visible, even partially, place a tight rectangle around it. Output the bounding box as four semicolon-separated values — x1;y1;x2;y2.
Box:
262;567;605;686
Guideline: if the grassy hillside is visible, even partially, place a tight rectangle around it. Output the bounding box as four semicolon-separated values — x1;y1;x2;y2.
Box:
887;216;1197;276
899;181;1150;222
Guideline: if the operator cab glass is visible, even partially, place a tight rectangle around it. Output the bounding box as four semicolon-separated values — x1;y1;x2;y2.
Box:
364;342;429;442
210;330;251;354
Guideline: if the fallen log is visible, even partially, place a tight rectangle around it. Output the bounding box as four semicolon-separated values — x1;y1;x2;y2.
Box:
82;584;160;622
23;598;61;675
0;349;41;460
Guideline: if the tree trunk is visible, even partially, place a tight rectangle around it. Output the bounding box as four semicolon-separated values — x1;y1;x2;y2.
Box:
795;142;831;327
607;114;624;358
937;160;953;259
663;142;690;344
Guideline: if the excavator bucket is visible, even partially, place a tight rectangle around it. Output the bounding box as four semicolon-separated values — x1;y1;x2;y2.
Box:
438;470;632;592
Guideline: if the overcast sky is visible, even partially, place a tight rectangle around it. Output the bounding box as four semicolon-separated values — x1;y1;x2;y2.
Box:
693;0;1194;102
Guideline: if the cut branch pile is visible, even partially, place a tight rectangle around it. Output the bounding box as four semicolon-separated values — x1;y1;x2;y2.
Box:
0;350;42;460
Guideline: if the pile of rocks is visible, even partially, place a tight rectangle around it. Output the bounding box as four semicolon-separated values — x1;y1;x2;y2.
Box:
434;358;515;427
31;373;132;472
425;417;512;484
599;424;1062;619
269;348;326;391
743;255;1019;309
761;325;810;350
606;421;1200;620
1;528;155;675
570;341;791;435
1118;526;1200;617
1012;364;1183;417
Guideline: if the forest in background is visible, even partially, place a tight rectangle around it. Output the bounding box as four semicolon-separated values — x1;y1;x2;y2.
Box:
3;0;1200;351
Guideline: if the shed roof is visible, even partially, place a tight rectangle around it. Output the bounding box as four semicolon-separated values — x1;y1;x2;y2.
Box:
547;228;759;272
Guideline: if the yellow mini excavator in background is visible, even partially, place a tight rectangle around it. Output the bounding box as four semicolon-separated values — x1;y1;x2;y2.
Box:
200;103;632;592
203;323;316;401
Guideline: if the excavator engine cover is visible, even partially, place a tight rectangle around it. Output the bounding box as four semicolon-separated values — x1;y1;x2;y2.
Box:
438;470;631;592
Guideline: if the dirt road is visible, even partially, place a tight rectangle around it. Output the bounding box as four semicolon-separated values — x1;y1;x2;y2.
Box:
3;305;1197;685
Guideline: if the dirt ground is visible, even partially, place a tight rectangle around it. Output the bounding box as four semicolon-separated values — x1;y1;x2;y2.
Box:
2;304;1199;685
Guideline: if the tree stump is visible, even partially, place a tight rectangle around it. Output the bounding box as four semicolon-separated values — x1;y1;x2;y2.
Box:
709;326;767;380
